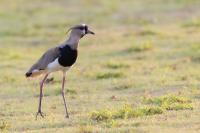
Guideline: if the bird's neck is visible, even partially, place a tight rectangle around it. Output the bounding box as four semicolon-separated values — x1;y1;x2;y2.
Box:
64;34;80;50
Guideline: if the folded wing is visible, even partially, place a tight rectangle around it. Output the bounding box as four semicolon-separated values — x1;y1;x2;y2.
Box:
26;47;61;77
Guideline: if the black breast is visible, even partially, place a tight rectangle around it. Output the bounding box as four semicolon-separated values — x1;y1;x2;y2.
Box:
58;45;78;67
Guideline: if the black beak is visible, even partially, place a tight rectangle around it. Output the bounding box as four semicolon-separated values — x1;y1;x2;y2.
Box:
87;29;95;35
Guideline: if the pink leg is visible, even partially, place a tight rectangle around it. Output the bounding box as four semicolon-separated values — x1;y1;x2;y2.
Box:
61;73;69;118
36;74;49;120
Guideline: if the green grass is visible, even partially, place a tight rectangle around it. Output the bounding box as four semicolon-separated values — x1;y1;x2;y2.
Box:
182;18;200;28
0;0;200;132
105;60;129;69
90;94;194;123
128;41;154;52
95;71;124;79
90;104;163;122
0;120;10;131
143;94;193;110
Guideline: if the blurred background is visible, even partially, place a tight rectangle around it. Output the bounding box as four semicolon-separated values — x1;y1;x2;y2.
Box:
0;0;200;132
1;0;200;41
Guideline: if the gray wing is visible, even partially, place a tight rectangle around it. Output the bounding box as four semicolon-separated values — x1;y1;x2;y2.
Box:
27;47;61;73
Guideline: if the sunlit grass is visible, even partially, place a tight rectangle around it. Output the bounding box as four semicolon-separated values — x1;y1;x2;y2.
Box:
0;120;10;131
90;94;194;123
90;104;163;122
143;94;193;110
128;41;154;52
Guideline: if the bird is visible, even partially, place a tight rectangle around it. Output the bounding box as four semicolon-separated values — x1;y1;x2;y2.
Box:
25;24;95;119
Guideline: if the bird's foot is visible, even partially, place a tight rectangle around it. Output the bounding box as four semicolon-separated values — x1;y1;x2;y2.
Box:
65;114;69;118
35;110;45;120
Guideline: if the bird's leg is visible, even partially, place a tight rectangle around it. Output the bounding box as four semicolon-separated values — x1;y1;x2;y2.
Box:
61;73;69;118
36;74;48;120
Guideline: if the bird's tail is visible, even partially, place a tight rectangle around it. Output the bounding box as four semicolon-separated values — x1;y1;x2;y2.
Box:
25;70;45;78
25;72;32;77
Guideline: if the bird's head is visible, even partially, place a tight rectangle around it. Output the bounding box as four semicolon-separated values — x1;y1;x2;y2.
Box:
67;24;95;38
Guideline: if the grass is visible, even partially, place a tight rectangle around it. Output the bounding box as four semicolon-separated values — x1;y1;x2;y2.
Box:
182;18;200;28
95;71;124;79
90;94;194;123
105;61;129;69
0;120;10;131
78;125;94;133
90;104;163;122
128;41;154;52
143;94;193;110
111;83;132;91
0;0;200;132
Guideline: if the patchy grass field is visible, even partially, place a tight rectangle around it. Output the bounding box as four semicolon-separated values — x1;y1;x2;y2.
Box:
0;0;200;132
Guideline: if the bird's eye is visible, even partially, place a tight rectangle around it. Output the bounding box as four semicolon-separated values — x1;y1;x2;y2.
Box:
79;27;84;30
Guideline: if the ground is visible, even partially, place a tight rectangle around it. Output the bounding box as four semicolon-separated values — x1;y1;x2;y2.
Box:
0;0;200;132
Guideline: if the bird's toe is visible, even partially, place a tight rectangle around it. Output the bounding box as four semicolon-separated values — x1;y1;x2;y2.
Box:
65;115;69;118
35;111;45;120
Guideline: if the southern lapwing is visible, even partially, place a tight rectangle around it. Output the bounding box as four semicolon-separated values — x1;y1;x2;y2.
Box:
25;24;94;119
